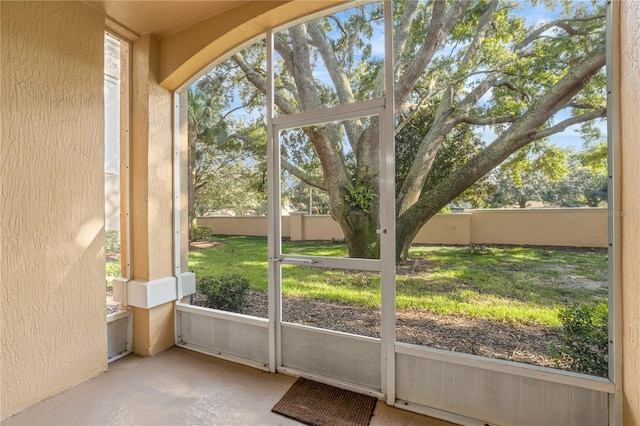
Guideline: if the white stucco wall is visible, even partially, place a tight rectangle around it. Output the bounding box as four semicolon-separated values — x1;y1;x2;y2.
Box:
1;2;107;419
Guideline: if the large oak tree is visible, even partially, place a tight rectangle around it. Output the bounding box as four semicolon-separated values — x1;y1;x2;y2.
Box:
194;0;606;261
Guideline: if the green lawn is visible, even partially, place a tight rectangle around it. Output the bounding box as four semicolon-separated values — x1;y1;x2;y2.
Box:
188;236;608;327
105;230;121;289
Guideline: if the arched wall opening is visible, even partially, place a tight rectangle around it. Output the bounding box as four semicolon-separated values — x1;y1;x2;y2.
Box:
158;1;347;91
166;2;622;426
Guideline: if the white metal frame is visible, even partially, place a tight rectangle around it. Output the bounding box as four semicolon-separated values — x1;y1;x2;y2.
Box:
380;0;396;402
107;309;132;362
265;2;396;393
171;1;619;423
173;93;182;281
605;1;622;424
270;102;389;384
105;31;133;363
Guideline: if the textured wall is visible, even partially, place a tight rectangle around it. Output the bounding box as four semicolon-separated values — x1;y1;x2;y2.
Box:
128;34;176;355
469;208;608;247
197;209;607;247
1;1;107;419
130;35;174;282
620;2;640;424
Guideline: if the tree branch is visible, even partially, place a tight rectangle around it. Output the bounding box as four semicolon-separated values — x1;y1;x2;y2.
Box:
282;160;327;191
395;1;472;110
231;52;297;114
307;20;363;151
458;0;499;68
532;108;606;141
393;0;419;76
462;114;518;126
567;101;600;110
516;15;605;51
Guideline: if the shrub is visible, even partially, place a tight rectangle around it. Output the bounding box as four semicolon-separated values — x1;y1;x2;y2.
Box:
106;261;121;289
106;230;120;255
467;244;491;255
198;274;250;312
551;303;609;377
106;261;121;278
190;225;213;241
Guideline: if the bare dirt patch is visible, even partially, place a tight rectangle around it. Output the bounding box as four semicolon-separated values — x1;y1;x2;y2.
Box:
191;290;561;369
563;275;607;290
189;240;225;250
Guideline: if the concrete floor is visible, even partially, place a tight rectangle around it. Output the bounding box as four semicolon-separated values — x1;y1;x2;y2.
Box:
4;347;457;426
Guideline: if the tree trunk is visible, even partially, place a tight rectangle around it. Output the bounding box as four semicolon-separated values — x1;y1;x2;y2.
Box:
340;210;380;259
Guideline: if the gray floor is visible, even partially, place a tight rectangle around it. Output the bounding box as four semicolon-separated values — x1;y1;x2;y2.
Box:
4;347;457;426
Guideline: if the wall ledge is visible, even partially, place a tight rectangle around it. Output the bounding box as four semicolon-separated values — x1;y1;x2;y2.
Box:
113;273;195;309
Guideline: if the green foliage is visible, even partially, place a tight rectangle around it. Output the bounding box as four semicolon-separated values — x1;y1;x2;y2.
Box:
189;69;269;217
488;143;609;208
466;244;491;255
395;107;495;208
486;168;553;208
581;141;608;174
551;303;609;377
105;261;121;289
106;261;121;278
549;146;608;207
190;225;214;241
344;184;377;213
198;274;250;311
105;231;121;288
105;230;120;255
499;142;568;187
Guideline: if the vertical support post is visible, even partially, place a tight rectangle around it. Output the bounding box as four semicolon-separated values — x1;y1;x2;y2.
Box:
129;34;175;356
266;30;281;373
119;37;132;280
380;0;396;405
605;1;622;424
173;92;182;288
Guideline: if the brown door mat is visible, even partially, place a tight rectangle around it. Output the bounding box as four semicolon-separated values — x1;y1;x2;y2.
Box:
272;377;377;426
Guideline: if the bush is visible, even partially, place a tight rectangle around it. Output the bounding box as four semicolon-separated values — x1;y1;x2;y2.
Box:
106;230;120;255
198;274;250;312
106;261;121;278
190;225;213;241
551;303;609;377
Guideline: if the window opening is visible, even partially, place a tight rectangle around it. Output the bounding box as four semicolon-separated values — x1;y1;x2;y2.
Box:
279;117;380;260
105;33;129;315
277;115;384;336
391;0;608;376
186;40;268;318
180;0;611;380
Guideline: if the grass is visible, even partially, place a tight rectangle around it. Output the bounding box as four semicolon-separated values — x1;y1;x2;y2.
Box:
106;230;121;289
188;236;608;327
